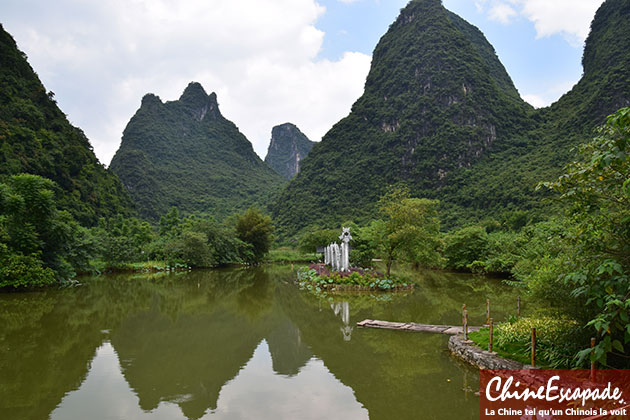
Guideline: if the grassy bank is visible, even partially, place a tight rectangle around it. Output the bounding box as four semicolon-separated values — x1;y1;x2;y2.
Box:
468;316;587;368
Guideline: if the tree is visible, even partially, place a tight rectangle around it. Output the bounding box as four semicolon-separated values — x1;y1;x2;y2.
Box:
159;207;181;237
540;107;630;367
370;187;441;276
0;174;91;287
235;208;274;264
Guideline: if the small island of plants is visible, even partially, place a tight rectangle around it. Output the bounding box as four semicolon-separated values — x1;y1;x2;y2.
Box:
297;263;413;294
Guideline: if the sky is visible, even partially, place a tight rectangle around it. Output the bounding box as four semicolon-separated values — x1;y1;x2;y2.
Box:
0;0;605;165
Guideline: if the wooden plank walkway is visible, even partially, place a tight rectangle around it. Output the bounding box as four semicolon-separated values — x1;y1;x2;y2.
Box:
357;319;483;335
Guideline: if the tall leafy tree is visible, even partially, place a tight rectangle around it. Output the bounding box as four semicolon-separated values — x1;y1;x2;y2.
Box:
370;187;441;276
235;208;274;264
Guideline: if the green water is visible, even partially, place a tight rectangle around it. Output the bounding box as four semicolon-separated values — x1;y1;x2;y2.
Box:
0;265;527;420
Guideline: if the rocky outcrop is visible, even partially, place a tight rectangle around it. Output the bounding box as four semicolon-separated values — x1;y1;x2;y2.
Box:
264;123;314;180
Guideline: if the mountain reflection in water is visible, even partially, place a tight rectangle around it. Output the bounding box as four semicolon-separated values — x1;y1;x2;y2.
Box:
0;265;524;420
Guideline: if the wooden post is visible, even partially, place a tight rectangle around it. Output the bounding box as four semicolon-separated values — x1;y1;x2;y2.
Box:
517;296;521;318
590;337;596;381
489;318;494;352
464;310;469;340
531;327;536;367
486;299;490;325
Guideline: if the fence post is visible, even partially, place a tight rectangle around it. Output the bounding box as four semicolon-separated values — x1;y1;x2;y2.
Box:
489;318;494;352
464;309;469;340
462;304;467;339
531;327;536;367
486;299;490;325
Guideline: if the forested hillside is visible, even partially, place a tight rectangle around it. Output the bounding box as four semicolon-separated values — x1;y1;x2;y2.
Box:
110;82;285;221
0;24;135;225
271;0;630;238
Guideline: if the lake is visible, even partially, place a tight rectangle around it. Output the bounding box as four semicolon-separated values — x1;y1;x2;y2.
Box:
0;265;526;420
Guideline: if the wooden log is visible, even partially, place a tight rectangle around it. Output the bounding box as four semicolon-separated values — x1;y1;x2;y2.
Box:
356;319;482;335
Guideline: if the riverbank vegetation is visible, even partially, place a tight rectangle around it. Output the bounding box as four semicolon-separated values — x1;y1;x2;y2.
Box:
0;184;274;287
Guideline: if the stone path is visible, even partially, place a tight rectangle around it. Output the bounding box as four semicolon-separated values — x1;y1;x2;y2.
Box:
356;319;482;335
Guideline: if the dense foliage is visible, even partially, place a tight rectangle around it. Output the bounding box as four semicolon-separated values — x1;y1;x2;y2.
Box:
538;107;630;367
0;25;135;225
264;123;314;180
234;208;274;264
0;175;92;287
109;82;285;221
0;174;276;288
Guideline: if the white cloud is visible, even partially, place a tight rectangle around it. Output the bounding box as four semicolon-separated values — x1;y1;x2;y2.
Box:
0;0;371;165
515;0;604;46
522;79;580;108
488;3;518;25
476;0;604;46
522;94;547;108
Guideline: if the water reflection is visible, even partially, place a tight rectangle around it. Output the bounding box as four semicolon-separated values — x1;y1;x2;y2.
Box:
0;265;527;420
49;341;367;420
331;301;353;341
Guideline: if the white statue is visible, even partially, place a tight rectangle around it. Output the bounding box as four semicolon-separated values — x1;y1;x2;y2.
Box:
339;227;352;272
324;227;352;272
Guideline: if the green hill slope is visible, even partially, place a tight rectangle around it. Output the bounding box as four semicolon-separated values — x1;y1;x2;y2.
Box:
444;0;630;226
0;24;135;225
272;0;534;236
110;82;285;221
264;123;314;180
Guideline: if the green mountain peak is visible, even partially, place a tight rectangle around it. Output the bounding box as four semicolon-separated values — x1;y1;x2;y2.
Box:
177;82;221;121
110;82;284;221
272;0;532;236
582;0;630;77
547;0;630;131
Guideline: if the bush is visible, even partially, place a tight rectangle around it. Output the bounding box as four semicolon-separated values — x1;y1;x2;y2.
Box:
0;246;55;288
